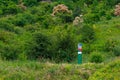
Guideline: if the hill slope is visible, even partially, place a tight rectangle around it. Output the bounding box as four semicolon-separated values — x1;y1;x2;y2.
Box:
89;58;120;80
0;58;120;80
0;60;103;80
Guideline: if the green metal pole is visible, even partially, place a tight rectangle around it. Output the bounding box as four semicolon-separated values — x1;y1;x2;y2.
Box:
78;52;82;64
78;43;82;64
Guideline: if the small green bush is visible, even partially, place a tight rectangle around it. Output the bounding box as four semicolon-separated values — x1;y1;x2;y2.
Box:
55;32;76;62
56;12;73;23
83;44;93;54
81;24;95;43
50;27;76;62
0;20;14;32
25;26;77;62
0;1;22;15
14;13;35;27
73;6;81;18
104;39;117;52
0;31;14;43
23;0;38;7
90;52;103;63
14;27;24;34
14;14;27;27
105;0;120;6
1;44;20;60
26;32;51;60
113;45;120;56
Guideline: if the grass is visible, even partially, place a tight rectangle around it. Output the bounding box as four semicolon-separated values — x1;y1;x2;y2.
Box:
0;60;104;80
89;57;120;80
0;58;120;80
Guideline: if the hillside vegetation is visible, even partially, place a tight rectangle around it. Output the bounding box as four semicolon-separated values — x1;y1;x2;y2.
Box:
0;0;120;80
0;58;120;80
89;58;120;80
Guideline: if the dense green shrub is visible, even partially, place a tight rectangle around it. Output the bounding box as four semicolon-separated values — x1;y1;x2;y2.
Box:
26;32;51;60
11;0;19;4
0;9;3;16
50;27;76;62
41;15;53;28
84;0;94;5
104;39;117;52
83;1;115;23
0;30;21;60
0;0;22;15
90;52;104;63
83;44;93;54
81;24;95;43
14;13;35;27
73;6;81;18
113;45;120;56
56;32;76;62
0;31;14;43
0;19;14;32
84;13;100;23
23;0;38;7
57;12;73;23
24;25;38;32
105;13;112;20
3;3;21;15
1;44;19;60
105;0;120;7
25;27;77;62
14;27;24;34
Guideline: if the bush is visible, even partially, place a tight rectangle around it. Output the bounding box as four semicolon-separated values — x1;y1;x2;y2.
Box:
41;15;53;28
26;32;51;60
23;0;38;7
0;1;22;15
73;6;81;18
50;27;76;62
84;13;100;23
90;52;104;63
0;44;20;60
56;31;76;62
14;13;35;27
104;39;117;52
24;25;38;32
25;26;77;62
105;13;112;20
0;9;3;16
113;45;120;56
57;12;73;23
0;20;14;32
0;31;15;43
14;27;24;34
105;0;120;7
81;24;95;43
0;31;22;60
83;44;93;54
